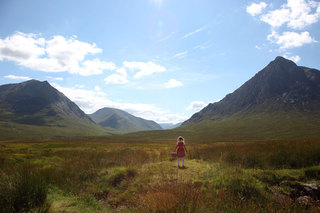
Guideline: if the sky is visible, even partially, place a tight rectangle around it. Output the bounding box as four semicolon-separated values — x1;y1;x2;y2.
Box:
0;0;320;124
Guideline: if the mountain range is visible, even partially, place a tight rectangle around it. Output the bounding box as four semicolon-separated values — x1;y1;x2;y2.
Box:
88;107;162;133
1;56;320;141
0;80;164;139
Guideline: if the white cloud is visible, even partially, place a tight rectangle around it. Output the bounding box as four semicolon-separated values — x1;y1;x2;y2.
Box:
186;101;207;111
165;79;183;88
182;26;207;39
283;54;301;63
94;85;106;96
123;61;166;79
173;51;188;59
155;113;187;124
246;2;267;16
50;83;187;123
268;30;317;49
248;1;320;50
104;73;128;84
0;32;45;62
0;32;115;76
48;77;63;81
104;67;129;84
261;0;320;29
194;41;212;50
116;67;127;77
261;8;290;28
4;74;31;80
73;59;116;76
75;84;85;88
255;45;262;50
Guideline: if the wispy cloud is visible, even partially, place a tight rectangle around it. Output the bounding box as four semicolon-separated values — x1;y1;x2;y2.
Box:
173;51;188;59
194;41;212;50
181;26;207;39
4;74;31;80
186;101;207;111
157;32;175;43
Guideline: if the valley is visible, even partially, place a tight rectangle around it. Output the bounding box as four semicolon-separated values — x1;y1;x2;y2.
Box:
1;57;320;212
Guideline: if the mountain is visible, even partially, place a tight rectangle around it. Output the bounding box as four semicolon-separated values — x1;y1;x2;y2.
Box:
180;56;320;141
0;80;108;139
160;122;182;129
88;107;162;133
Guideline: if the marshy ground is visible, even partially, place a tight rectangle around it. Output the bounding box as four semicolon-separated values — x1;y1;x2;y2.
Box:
1;139;320;212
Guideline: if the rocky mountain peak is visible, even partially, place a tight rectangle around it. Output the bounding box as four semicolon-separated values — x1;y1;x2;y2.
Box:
184;56;320;125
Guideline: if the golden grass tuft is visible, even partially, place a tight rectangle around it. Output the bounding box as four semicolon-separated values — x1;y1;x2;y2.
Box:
140;192;177;212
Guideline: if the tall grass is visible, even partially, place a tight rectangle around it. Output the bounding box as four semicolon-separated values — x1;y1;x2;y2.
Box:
139;181;203;212
0;164;49;213
188;140;320;169
1;139;320;212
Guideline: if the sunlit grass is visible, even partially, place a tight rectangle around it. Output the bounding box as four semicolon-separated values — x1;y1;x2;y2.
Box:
1;139;320;212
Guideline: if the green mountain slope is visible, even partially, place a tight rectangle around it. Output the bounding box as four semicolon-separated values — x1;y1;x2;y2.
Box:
108;56;320;143
174;56;320;141
0;80;110;139
88;107;162;133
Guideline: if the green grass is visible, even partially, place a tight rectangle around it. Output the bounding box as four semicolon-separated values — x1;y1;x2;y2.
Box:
1;139;320;212
48;186;110;213
106;111;320;143
0;112;112;140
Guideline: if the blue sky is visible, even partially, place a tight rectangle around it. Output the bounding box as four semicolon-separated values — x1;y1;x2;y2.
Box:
1;0;320;123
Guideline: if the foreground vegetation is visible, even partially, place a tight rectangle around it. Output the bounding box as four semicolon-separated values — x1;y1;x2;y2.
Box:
1;139;320;212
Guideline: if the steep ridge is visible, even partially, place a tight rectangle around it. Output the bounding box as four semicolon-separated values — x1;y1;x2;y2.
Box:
179;56;320;141
184;56;320;124
0;80;108;139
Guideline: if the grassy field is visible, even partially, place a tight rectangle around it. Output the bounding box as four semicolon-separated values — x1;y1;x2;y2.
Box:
1;138;320;212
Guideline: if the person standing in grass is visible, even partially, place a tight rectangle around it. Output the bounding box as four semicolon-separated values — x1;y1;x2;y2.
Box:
174;136;187;168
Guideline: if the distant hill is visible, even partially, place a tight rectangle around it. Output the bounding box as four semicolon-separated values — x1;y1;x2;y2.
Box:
88;107;162;133
179;56;320;141
159;122;182;129
0;80;109;139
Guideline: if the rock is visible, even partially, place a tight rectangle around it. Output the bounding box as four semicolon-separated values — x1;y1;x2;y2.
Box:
297;196;312;206
301;183;320;199
290;183;320;200
271;188;290;205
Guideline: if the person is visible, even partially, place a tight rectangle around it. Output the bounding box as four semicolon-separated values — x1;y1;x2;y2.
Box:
174;136;187;168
